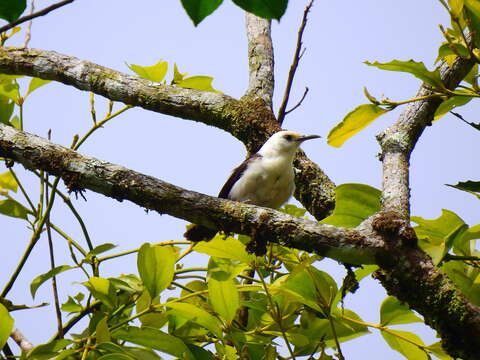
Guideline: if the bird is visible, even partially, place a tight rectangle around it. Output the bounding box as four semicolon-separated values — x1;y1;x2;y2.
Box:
184;130;320;242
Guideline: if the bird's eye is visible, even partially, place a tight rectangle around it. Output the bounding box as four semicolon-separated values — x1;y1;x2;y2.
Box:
284;134;293;141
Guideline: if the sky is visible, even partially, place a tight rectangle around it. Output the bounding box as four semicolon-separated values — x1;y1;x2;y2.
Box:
1;0;478;359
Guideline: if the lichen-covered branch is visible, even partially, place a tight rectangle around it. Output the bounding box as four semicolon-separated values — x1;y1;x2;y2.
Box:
377;56;475;216
0;123;371;264
2;123;480;359
244;14;275;108
0;47;335;219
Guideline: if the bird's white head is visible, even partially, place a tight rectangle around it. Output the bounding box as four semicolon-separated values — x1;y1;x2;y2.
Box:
258;130;320;158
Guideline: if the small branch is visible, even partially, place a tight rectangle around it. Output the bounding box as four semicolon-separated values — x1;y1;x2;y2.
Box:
45;174;63;338
0;0;74;34
10;328;33;352
22;0;35;48
245;14;275;107
377;54;475;216
284;86;309;116
277;0;314;124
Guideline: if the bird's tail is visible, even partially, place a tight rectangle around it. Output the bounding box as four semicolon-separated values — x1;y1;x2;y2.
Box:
184;224;217;242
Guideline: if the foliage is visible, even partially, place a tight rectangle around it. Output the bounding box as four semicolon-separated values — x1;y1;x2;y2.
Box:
0;1;479;360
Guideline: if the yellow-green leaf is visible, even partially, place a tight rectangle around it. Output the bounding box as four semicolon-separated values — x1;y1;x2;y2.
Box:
380;296;422;326
30;265;74;298
320;183;381;228
82;277;117;309
365;60;445;88
381;329;429;360
0;199;29;219
137;243;178;299
127;61;168;83
96;317;111;344
165;302;223;337
195;235;254;263
448;0;465;17
327;104;388;147
0;304;13;349
26;78;51;97
176;76;219;92
0;171;18;192
434;94;473;121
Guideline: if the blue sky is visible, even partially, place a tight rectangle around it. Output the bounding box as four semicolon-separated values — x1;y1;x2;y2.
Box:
1;0;478;358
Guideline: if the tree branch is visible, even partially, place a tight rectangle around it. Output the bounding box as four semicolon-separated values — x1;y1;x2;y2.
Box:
0;122;366;264
0;0;75;35
0;47;336;219
1;123;480;358
245;14;275;108
377;55;475;216
277;0;313;124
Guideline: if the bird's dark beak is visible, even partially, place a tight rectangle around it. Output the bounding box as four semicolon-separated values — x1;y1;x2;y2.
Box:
297;134;321;142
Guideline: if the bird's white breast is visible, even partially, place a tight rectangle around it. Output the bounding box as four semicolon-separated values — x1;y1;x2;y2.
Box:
228;155;295;209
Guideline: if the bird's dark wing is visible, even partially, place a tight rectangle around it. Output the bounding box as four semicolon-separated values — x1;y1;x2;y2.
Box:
218;153;261;199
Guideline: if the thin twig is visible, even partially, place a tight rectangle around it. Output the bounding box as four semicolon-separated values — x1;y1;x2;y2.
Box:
284;87;309;116
22;0;35;48
277;0;314;124
44;173;63;338
0;0;75;34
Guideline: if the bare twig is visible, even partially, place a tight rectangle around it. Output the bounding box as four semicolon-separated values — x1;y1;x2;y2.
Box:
0;0;74;35
284;86;309;116
277;0;314;124
10;328;33;352
45;173;63;338
22;0;35;48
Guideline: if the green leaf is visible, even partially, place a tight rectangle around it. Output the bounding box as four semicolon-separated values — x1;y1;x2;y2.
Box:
465;0;480;47
136;291;167;328
0;199;29;219
0;97;14;125
173;63;188;83
9;115;20;129
0;304;13;349
195;235;254;263
113;326;194;360
0;171;17;192
381;329;429;360
82;277;117;309
187;344;215;360
30;265;74;298
61;296;82;313
86;243;117;258
365;60;444;88
127;61;168;83
0;0;26;22
448;0;465;17
97;354;133;360
0;75;21;104
426;342;454;360
207;258;240;322
232;0;288;20
26;339;73;360
380;296;422;326
165;302;223;337
137;243;178;299
96;317;111;344
176;75;219;92
446;180;480;199
434;95;473;120
320;183;381;228
26;78;51;97
280;204;307;217
296;308;369;355
412;209;468;263
180;0;223;26
327;104;388;147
